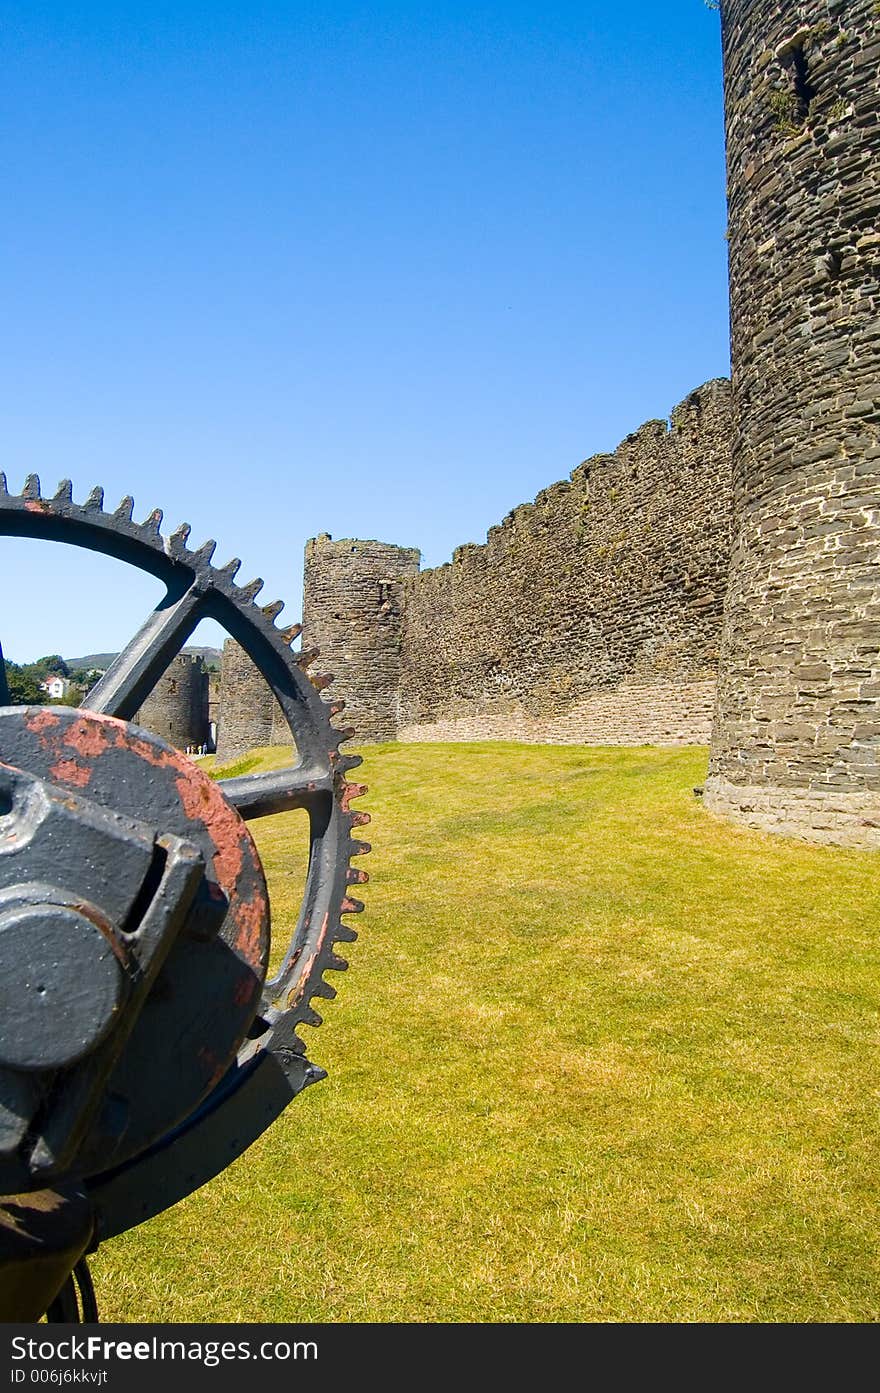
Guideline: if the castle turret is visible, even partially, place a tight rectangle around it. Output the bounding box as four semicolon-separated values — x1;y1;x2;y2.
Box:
215;638;280;762
135;654;209;751
705;0;880;845
302;534;421;743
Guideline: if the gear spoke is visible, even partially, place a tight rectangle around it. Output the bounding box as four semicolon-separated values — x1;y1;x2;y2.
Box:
218;764;333;820
82;583;205;720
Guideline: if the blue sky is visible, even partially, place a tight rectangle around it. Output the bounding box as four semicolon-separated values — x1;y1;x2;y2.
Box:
1;1;729;662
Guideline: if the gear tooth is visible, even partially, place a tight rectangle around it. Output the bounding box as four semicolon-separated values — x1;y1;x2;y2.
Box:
300;1005;322;1027
193;538;217;564
23;474;41;500
219;557;241;580
261;599;284;623
296;646;319;669
53;479;73;503
280;623;302;645
311;979;337;1001
346;866;369;885
340;780;368;811
83;485;104;512
170;522;192;548
351;839;371;857
327;952;348;972
335;924;358;943
329;698;346;716
335;725;356;743
340;753;364;773
349;809;371;828
341;895;364;915
141;507;163;535
114;495;134;521
310;671;333;692
239;577;264;602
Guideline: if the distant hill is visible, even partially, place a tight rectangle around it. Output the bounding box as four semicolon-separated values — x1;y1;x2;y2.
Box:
64;645;223;672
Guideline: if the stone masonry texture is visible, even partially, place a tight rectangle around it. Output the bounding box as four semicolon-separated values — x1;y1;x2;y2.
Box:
135;654;209;751
214;638;278;762
302;536;421;743
396;381;732;746
285;381;732;754
704;0;880;846
215;385;731;762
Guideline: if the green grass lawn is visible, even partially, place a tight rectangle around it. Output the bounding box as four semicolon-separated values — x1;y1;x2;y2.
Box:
93;742;880;1322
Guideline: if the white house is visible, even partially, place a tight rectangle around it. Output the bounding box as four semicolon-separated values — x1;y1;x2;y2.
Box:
41;676;70;700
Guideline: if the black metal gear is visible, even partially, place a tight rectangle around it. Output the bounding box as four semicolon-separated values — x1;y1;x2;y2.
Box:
0;472;368;1242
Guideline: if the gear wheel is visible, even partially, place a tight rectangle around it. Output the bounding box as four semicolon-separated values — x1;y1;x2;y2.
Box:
0;473;368;1244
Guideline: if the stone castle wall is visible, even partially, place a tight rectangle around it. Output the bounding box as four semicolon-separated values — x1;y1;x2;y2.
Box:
396;380;732;745
135;654;209;751
208;380;732;759
212;379;732;760
213;376;732;759
705;0;880;846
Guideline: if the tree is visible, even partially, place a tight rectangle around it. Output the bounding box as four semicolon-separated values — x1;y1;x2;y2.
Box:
36;654;69;677
4;660;42;704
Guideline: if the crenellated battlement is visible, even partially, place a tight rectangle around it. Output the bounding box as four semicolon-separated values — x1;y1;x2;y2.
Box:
390;378;733;744
214;374;735;761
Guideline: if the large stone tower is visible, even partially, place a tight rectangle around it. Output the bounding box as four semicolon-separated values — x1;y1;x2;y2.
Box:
705;0;880;846
302;534;421;743
214;639;279;762
135;654;209;751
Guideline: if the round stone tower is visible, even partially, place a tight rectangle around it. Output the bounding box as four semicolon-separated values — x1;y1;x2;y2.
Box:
135;654;209;752
302;534;421;743
214;638;279;762
705;0;880;845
